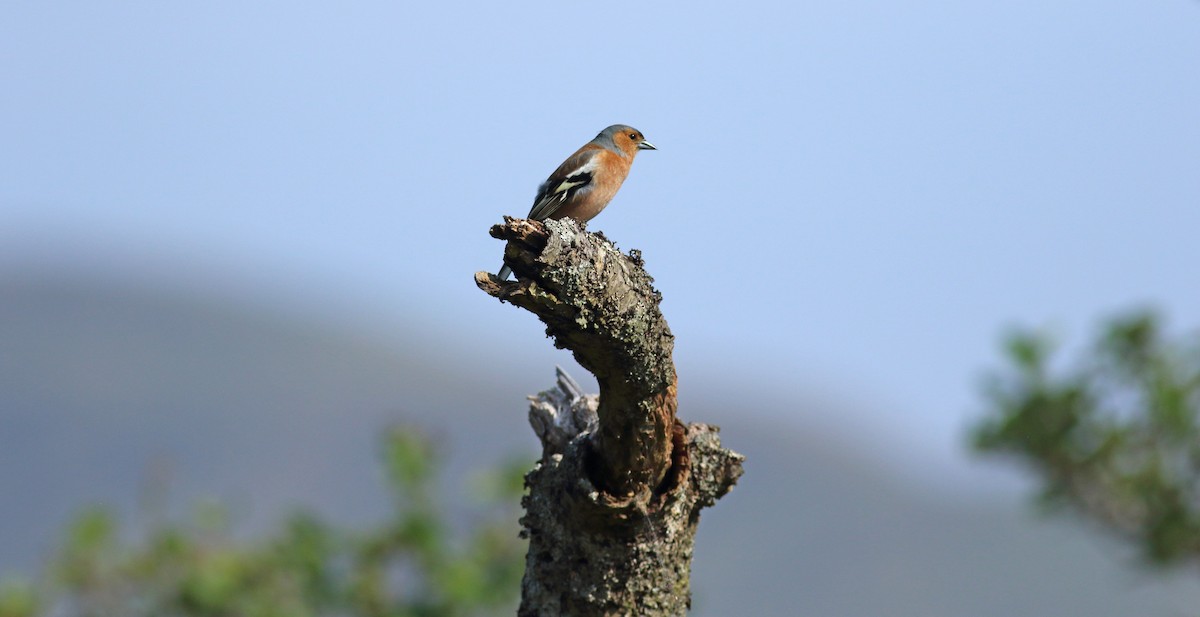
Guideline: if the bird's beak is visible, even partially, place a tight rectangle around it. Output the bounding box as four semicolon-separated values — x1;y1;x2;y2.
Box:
638;140;657;151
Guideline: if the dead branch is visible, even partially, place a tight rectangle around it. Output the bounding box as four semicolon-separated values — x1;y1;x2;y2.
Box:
475;218;743;616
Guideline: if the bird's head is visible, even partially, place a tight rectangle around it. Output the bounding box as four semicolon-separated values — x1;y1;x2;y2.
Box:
598;125;656;157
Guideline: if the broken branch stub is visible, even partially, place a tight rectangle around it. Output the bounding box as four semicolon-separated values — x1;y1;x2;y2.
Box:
475;218;744;615
475;217;677;498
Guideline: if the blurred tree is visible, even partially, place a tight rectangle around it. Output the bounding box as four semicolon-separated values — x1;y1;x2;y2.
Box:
974;310;1200;566
0;426;526;617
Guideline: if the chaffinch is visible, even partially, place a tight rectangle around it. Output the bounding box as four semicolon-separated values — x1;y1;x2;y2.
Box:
496;124;656;280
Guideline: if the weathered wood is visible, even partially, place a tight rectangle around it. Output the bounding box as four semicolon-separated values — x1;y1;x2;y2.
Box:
476;217;678;497
475;218;744;616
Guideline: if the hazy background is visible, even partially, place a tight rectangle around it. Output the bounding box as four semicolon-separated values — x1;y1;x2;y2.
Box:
3;2;1199;614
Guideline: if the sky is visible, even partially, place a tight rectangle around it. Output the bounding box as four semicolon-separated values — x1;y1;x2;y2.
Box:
2;1;1199;490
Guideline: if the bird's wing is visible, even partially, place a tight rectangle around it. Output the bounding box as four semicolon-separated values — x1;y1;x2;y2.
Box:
527;147;601;221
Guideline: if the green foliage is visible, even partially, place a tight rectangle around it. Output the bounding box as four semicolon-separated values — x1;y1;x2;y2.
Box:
974;310;1200;566
1;427;527;617
0;579;38;617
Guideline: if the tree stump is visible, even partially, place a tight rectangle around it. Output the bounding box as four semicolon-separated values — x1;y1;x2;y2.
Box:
475;217;743;616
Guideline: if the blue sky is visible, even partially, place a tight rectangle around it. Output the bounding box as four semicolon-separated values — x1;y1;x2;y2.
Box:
3;1;1199;489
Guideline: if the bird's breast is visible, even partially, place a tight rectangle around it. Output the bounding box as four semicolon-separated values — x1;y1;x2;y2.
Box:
554;173;626;223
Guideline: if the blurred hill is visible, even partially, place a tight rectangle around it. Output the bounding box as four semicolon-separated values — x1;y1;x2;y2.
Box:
2;270;1198;616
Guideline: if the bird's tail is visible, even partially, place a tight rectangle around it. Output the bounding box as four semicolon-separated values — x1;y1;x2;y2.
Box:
496;264;512;281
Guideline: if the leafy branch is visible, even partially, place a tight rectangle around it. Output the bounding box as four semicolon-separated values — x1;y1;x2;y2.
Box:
0;426;526;617
974;310;1200;565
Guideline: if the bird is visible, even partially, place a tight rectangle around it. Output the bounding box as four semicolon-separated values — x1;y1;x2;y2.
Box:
496;124;655;280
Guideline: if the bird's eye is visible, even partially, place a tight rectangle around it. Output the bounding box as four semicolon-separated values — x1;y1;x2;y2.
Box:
629;133;639;140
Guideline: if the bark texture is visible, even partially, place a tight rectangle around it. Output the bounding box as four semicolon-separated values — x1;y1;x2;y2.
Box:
476;217;679;497
475;218;744;616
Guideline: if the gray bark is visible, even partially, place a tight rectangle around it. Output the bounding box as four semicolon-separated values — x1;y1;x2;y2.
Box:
475;218;744;616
